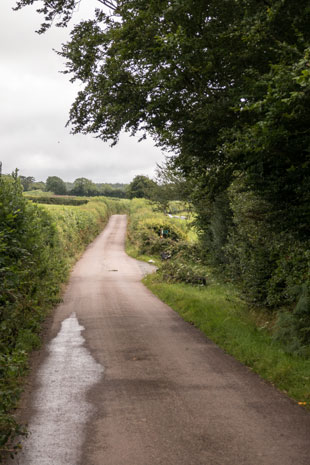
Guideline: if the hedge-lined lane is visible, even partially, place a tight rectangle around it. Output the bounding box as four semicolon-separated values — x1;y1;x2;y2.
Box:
0;175;128;459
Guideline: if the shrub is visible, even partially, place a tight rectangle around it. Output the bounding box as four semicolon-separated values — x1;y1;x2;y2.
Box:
128;202;187;256
267;241;310;306
274;282;310;356
160;259;208;286
0;174;65;455
196;192;233;266
26;196;88;206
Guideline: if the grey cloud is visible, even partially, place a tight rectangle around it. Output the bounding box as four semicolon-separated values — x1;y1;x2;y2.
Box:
0;0;165;183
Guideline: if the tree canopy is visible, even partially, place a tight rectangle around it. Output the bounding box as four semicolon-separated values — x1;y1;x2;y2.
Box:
15;0;310;236
45;176;67;195
71;177;99;196
19;175;35;191
126;175;156;199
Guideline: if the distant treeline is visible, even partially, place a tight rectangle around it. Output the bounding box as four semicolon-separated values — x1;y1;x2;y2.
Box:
19;175;128;198
18;173;177;204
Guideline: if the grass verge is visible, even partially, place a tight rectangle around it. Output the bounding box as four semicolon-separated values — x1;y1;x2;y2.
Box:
125;198;310;406
143;272;310;404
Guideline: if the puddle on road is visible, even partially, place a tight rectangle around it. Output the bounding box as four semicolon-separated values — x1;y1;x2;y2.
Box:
16;313;104;465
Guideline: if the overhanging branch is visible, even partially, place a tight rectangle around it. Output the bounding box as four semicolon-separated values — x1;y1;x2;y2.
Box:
97;0;117;10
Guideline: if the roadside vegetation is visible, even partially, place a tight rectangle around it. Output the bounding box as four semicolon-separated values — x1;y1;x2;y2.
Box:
127;199;310;406
1;169;309;459
0;173;128;460
3;0;309;459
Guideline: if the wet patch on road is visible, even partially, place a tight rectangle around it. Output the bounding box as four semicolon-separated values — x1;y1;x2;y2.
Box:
16;313;104;465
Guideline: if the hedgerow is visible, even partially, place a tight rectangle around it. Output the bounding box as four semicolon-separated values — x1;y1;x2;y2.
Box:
26;196;88;206
127;198;208;285
127;199;310;404
196;179;310;354
0;174;127;460
127;199;188;254
128;195;310;357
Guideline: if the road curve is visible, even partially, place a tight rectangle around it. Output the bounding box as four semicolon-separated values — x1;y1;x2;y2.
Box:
13;215;310;465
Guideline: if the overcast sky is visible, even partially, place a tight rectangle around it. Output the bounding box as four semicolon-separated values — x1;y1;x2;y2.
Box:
0;0;166;183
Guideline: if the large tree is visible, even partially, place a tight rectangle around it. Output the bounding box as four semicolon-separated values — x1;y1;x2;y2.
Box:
126;175;156;199
71;177;99;196
45;176;67;195
15;0;310;235
19;175;35;191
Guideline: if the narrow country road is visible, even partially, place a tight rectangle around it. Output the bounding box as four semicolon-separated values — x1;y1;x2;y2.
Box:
13;215;310;465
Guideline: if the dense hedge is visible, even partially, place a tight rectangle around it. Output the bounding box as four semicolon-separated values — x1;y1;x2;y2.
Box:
127;199;187;255
127;199;208;285
26;196;89;206
196;180;310;355
0;175;127;459
128;196;310;356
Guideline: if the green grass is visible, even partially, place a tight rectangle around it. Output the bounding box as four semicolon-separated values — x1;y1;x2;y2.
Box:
144;273;310;404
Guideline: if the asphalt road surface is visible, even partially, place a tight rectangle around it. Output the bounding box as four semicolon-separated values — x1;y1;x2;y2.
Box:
14;215;310;465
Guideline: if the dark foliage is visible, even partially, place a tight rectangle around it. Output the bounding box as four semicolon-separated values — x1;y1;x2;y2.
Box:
45;176;67;195
126;175;157;200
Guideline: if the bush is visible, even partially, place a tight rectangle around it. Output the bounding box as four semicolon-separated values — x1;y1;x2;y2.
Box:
190;179;310;353
223;184;278;304
274;282;310;356
267;241;310;307
196;192;233;266
26;196;88;206
127;199;209;285
222;181;310;312
135;219;185;254
0;174;64;455
128;193;310;355
128;200;187;256
160;259;208;285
